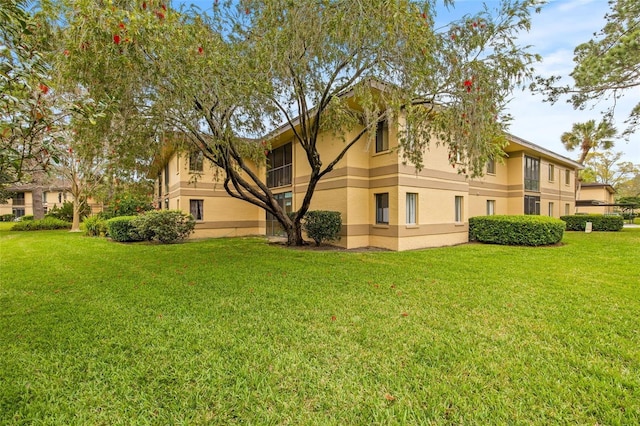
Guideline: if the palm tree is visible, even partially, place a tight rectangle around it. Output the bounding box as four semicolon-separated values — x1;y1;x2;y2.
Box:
560;119;617;164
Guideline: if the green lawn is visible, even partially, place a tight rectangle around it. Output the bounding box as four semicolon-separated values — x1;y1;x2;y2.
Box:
1;229;639;424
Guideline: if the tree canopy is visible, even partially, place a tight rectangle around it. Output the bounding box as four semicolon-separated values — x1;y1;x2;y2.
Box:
27;0;542;244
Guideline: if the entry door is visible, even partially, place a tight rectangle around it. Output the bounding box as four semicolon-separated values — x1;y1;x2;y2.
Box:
266;192;293;236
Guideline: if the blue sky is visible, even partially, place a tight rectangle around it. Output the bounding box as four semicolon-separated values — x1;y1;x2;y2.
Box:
181;0;639;165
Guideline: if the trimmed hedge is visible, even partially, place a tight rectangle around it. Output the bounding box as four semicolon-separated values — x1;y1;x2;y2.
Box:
303;210;342;246
469;215;565;246
560;214;624;231
11;218;72;231
131;210;195;243
106;216;142;242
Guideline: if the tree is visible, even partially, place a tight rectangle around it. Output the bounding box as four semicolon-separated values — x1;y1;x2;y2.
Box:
582;151;640;189
54;0;542;245
535;0;640;136
560;119;617;165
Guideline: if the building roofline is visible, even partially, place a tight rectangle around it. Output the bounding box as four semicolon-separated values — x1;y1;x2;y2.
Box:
505;133;583;169
580;182;616;193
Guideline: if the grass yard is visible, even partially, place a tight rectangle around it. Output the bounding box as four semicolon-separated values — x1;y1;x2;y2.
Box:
1;228;639;425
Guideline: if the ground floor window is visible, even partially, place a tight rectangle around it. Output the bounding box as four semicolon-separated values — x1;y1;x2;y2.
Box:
406;193;417;225
486;200;495;216
524;195;540;215
548;202;554;217
375;193;389;224
565;203;571;216
12;208;25;218
455;196;464;222
266;191;293;236
190;199;204;221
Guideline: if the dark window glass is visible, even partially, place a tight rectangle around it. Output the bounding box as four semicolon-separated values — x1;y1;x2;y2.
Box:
376;193;389;224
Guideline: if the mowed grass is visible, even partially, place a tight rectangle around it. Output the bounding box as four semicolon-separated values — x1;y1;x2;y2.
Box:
1;229;639;425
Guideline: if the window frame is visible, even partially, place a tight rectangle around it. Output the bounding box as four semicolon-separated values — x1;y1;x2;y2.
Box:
486;158;496;175
190;199;204;221
189;150;204;172
524;156;540;192
524;195;541;215
454;196;464;223
406;193;417;225
375;193;389;225
548;202;554;217
548;164;555;182
486;200;496;216
375;120;389;153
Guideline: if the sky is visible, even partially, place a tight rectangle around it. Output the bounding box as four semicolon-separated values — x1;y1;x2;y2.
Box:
183;0;639;165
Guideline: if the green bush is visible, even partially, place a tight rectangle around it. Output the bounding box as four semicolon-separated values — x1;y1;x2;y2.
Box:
103;193;154;218
106;216;142;242
560;214;624;231
11;218;72;231
469;215;565;246
21;215;34;221
83;215;108;237
302;210;342;246
1;214;14;222
46;201;90;222
131;210;195;243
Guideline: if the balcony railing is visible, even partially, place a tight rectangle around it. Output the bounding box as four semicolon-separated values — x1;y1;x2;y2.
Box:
267;164;292;188
12;199;25;206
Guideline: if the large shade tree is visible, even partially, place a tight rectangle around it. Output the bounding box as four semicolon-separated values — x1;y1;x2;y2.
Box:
53;0;542;245
535;0;640;136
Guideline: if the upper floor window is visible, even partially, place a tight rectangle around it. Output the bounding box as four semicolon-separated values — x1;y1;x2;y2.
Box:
548;164;555;182
565;169;571;186
486;158;496;175
189;150;204;172
375;120;389;153
13;192;25;206
267;142;292;188
164;164;170;194
524;156;540;192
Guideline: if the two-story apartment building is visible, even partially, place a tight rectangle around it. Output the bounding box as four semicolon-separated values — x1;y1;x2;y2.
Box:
576;183;616;214
0;182;102;219
153;118;581;251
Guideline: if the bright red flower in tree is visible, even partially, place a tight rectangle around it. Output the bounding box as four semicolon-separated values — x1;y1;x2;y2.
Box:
113;34;121;44
198;46;203;54
39;83;49;94
463;79;473;92
119;22;125;30
142;1;147;9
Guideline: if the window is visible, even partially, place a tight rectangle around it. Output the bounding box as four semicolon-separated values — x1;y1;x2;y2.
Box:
454;196;464;222
189;150;204;172
565;169;571;186
486;200;495;215
190;199;204;221
58;192;62;203
406;193;417;225
524;156;540;191
486;158;496;175
13;192;25;206
548;202;554;217
43;191;48;203
565;203;571;215
164;164;170;194
524;195;540;215
548;164;555;182
375;193;389;224
164;198;169;210
158;175;162;196
375;120;389;153
267;143;292;188
12;208;25;218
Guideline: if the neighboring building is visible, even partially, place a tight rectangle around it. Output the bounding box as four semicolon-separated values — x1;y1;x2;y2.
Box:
152;119;581;251
576;183;616;215
0;181;102;219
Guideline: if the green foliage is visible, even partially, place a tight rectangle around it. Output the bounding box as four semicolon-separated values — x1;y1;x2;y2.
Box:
83;215;108;237
102;193;154;218
303;210;342;246
0;214;15;222
561;214;624;231
560;120;616;164
21;215;34;221
130;210;195;244
469;215;565;246
46;201;90;222
105;216;141;242
10;218;71;231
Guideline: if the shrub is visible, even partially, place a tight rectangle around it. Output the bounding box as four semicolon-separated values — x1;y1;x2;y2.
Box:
131;210;195;243
560;214;624;231
302;210;342;246
469;215;565;246
103;193;154;218
1;214;14;222
83;215;108;237
106;216;142;242
11;218;72;231
21;215;34;221
46;201;90;222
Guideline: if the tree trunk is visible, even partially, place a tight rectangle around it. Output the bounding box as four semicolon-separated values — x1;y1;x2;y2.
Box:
71;200;81;232
286;219;304;245
32;186;45;220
